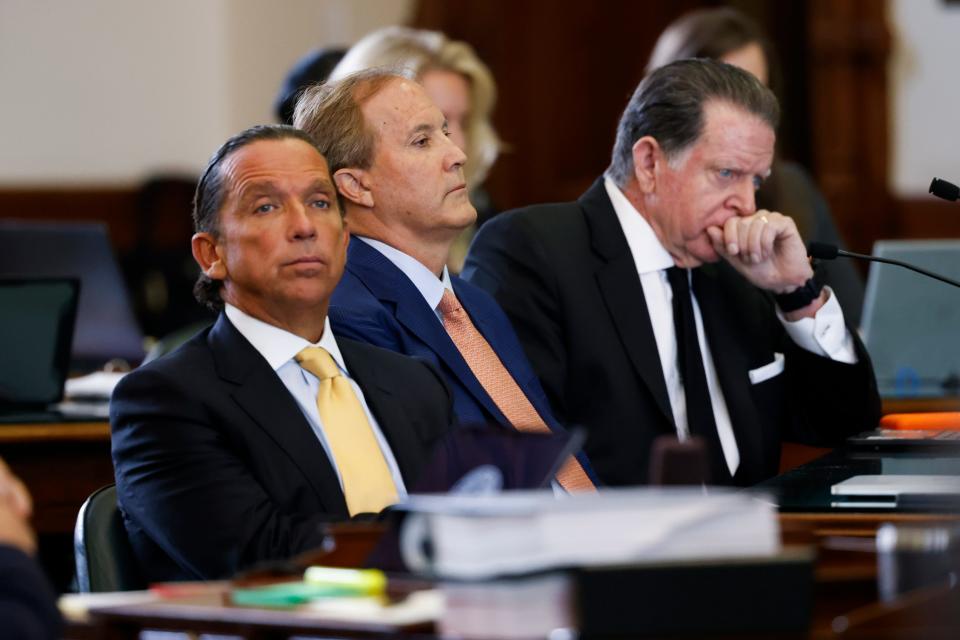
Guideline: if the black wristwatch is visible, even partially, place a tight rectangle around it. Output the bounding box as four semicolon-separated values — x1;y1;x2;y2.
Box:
774;277;823;312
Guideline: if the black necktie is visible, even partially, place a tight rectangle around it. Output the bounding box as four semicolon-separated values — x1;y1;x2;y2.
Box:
665;267;732;484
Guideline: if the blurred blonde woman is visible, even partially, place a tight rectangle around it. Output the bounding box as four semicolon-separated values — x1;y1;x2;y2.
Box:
329;26;502;271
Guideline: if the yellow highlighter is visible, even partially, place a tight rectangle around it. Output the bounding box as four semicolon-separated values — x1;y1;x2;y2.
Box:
231;568;388;608
303;566;387;596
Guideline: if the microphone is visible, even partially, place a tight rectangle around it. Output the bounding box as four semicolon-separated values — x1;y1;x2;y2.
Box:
808;241;960;289
930;177;960;202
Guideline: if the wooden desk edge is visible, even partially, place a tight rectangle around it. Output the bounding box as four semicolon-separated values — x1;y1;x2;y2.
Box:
0;422;110;443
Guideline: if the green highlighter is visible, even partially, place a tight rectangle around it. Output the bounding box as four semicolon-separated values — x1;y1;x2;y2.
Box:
231;567;387;608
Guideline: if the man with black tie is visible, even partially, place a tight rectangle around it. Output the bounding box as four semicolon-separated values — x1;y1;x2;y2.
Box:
464;59;880;487
111;125;454;582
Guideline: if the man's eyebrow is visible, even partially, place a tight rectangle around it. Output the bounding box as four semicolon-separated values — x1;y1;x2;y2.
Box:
408;119;447;138
306;177;336;193
236;180;280;201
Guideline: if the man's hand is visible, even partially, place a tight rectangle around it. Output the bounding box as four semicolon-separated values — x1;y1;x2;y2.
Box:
706;210;813;293
0;457;36;555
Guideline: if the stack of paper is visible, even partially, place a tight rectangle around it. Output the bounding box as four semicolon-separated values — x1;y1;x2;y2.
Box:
398;488;779;579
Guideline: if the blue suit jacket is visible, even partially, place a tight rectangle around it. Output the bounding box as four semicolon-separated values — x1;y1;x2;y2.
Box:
329;238;596;479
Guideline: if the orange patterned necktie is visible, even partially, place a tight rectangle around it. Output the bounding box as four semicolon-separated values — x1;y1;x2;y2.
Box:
296;347;399;515
438;289;595;492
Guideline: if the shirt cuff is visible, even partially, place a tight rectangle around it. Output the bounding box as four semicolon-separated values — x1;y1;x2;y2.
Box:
776;287;858;364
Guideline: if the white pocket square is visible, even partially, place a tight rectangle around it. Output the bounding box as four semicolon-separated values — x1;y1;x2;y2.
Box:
748;352;785;385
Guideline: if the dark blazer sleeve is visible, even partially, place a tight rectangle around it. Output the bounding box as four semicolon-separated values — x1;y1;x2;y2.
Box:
705;263;880;449
464;211;573;423
110;365;330;581
0;545;61;640
781;322;880;445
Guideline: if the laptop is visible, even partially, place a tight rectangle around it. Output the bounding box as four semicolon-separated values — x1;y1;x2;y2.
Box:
0;220;145;370
0;278;102;423
831;474;960;511
861;239;960;398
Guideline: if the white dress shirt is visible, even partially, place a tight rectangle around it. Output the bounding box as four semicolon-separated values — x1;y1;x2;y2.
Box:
357;236;453;322
603;177;857;476
224;304;407;497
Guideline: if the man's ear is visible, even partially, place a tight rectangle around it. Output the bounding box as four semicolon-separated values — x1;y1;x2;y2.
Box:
632;136;662;193
191;232;227;281
334;168;374;208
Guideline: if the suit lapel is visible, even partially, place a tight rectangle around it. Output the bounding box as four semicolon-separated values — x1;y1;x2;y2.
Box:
346;239;510;426
208;315;349;516
691;266;764;478
581;179;675;426
338;340;423;484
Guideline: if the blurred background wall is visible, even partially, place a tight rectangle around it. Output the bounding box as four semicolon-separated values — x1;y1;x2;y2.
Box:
0;0;413;184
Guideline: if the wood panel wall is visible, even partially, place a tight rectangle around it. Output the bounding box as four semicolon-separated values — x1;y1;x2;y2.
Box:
807;0;895;254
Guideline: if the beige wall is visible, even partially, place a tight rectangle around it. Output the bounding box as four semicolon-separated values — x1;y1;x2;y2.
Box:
889;0;960;196
0;0;411;185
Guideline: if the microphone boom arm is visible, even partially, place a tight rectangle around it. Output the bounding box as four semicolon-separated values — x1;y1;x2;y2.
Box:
835;249;960;289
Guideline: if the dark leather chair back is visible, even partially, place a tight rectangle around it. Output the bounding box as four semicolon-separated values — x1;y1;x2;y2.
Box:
74;484;145;592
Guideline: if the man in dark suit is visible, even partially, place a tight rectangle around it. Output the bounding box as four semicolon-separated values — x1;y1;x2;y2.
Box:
292;70;595;491
464;59;880;487
111;125;454;582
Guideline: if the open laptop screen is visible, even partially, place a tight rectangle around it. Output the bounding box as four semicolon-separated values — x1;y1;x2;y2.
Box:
861;239;960;397
0;278;79;408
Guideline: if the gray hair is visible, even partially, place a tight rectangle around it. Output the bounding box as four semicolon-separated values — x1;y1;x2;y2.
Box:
606;58;779;187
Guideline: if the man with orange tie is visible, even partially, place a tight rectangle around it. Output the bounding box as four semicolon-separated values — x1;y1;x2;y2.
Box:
293;69;597;492
110;125;455;582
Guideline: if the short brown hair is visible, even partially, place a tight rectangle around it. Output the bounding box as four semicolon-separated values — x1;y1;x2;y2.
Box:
293;68;409;176
327;26;501;187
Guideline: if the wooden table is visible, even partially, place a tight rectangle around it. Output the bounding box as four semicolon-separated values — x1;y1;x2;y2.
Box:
63;508;960;640
56;402;960;637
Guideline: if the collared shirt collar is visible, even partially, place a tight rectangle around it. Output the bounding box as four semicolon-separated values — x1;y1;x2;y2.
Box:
604;176;675;274
224;303;347;373
357;236;453;308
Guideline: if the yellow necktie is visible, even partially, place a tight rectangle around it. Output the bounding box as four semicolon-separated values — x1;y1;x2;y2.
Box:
295;347;399;515
438;290;596;493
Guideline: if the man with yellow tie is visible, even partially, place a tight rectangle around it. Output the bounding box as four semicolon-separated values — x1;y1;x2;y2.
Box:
110;125;455;582
293;69;597;492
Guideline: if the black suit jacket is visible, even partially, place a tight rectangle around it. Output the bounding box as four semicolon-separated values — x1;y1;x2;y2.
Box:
0;545;61;640
111;313;454;582
463;178;880;486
